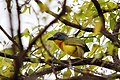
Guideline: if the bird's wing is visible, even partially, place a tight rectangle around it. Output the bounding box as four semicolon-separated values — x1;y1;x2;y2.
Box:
76;46;84;58
64;37;85;47
64;37;90;52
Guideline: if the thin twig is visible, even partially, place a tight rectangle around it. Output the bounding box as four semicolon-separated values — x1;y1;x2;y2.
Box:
5;0;14;38
19;0;31;10
0;26;18;47
16;0;23;50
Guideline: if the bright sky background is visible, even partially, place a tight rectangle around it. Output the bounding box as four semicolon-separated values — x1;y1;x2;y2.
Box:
0;0;119;79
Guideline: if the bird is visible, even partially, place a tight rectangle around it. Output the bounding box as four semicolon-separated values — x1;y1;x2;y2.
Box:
48;32;89;58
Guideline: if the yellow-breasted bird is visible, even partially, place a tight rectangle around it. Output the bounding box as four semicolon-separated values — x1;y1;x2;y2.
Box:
48;32;89;58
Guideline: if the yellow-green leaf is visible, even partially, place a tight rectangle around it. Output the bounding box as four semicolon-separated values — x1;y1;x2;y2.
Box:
58;52;66;59
95;52;104;58
28;69;34;74
91;44;99;53
94;21;101;35
21;6;29;14
21;28;30;37
37;2;48;12
1;48;14;55
63;69;71;78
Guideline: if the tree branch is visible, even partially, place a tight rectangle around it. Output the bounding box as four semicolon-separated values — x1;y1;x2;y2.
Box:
16;0;23;49
58;73;107;80
25;58;120;79
111;18;120;63
11;0;24;79
25;65;65;80
0;26;18;47
91;0;120;47
1;51;120;72
5;0;14;38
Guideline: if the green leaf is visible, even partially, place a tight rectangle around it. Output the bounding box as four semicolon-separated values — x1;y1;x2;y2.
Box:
66;6;72;13
106;41;114;55
21;6;29;14
57;7;61;12
28;69;34;74
109;13;117;30
107;1;117;9
37;1;48;12
95;52;104;58
63;69;71;78
0;57;14;77
21;28;30;37
43;52;51;61
85;34;93;43
58;52;66;59
1;48;14;55
91;44;99;53
88;65;96;71
30;58;39;63
94;21;101;35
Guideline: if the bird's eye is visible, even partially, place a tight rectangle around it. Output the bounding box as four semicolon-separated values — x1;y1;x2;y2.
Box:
57;34;61;37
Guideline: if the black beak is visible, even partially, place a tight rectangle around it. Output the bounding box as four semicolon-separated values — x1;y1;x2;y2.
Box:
48;36;56;40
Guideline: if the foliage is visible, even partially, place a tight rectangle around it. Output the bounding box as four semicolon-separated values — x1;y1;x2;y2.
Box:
0;0;120;80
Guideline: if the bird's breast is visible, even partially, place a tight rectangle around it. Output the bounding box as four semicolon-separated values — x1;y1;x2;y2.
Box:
54;40;64;50
54;40;78;57
61;42;76;55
